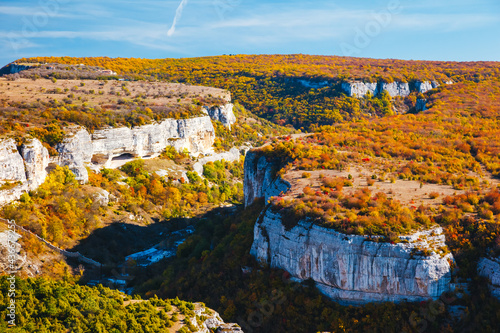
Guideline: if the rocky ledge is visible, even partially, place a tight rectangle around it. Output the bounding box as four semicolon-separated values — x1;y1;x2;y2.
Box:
244;149;454;304
341;80;452;98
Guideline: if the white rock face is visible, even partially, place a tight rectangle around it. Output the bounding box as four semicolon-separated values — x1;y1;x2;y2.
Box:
243;151;290;207
379;82;410;97
0;139;26;184
21;138;50;190
341;82;378;97
251;209;453;304
343;80;446;98
415;81;440;94
54;116;216;183
91;189;110;207
0;138;49;205
200;147;240;164
193;147;241;176
205;103;237;129
54;126;92;183
92;116;215;160
478;257;500;299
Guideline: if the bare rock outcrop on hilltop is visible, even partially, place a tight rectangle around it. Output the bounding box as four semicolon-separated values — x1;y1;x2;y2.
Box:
341;80;450;98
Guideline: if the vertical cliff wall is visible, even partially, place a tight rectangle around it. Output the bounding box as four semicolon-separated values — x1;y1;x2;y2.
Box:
0;138;49;205
250;210;453;304
204;103;237;129
243;150;290;207
53;115;217;183
341;80;449;98
478;257;500;300
1;112;221;204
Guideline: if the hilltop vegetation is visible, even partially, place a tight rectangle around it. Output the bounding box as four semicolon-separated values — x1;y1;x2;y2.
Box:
16;55;500;129
0;276;210;333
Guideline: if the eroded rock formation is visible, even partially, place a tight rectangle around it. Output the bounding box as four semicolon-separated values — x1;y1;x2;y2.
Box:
0;138;49;205
244;149;454;304
53;115;217;183
204;103;237;129
342;80;449;98
251;209;453;304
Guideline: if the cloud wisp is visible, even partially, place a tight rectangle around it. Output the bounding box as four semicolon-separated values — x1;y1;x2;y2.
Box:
167;0;189;37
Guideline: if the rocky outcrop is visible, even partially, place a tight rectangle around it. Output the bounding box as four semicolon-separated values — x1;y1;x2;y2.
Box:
415;81;440;93
478;257;500;299
205;103;236;129
243;150;290;207
245;150;453;304
379;82;410;97
191;304;243;333
341;82;378;98
251;209;453;304
0;139;26;184
55;126;92;183
91;189;110;207
92;116;215;160
193;147;241;176
342;80;449;98
0;63;33;76
54;116;216;183
21;139;50;190
0;138;49;205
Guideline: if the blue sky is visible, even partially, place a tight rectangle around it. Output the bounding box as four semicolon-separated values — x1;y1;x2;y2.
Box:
0;0;499;66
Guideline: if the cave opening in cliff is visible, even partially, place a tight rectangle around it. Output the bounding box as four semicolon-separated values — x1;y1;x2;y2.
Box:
111;153;134;161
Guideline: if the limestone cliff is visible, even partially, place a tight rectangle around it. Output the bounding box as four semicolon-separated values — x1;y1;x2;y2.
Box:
244;149;453;304
54;115;216;183
415;81;440;93
1;113;219;203
21;138;50;190
341;82;378;98
243;151;290;207
55;126;92;183
91;116;215;161
204;103;237;129
379;82;410;97
0;138;49;205
250;210;453;304
0;63;33;76
342;80;448;98
478;257;500;300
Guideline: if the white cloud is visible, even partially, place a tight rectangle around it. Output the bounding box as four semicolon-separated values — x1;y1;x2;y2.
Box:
167;0;189;37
